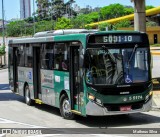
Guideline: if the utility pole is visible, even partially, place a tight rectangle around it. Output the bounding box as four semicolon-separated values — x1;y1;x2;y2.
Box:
51;1;53;30
33;0;36;34
2;0;5;45
1;0;6;66
131;0;146;32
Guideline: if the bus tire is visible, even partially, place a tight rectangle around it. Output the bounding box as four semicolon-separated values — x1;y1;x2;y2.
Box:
25;85;34;106
60;94;75;120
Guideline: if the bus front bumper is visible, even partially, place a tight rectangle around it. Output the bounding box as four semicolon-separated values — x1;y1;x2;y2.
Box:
86;99;152;116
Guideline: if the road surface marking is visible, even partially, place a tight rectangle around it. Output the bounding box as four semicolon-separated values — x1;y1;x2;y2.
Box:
0;117;46;128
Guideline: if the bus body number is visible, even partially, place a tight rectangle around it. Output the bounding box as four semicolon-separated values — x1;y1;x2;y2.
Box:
128;95;143;101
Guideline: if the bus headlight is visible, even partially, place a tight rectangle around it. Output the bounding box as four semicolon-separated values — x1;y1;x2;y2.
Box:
88;93;102;105
88;93;95;101
149;91;153;96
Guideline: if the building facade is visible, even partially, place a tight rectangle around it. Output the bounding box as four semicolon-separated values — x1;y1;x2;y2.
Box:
20;0;31;19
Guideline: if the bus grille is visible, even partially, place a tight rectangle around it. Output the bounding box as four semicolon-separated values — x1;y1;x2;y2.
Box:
97;85;147;95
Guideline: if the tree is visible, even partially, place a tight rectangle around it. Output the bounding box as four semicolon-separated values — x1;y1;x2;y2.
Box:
64;0;76;18
114;20;131;29
35;20;53;32
55;17;73;29
124;6;134;15
6;20;25;36
98;23;112;31
6;20;35;36
50;0;66;20
0;45;5;56
36;0;50;20
146;21;157;27
146;5;155;10
79;5;93;14
71;12;99;28
100;4;127;20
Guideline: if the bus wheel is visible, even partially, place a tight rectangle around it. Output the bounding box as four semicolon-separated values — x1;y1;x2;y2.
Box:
60;94;75;120
25;85;34;106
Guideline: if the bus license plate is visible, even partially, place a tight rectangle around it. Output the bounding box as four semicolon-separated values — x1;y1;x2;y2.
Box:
120;106;131;111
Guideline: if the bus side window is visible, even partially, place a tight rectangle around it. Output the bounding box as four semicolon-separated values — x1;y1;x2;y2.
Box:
25;44;33;67
41;43;54;70
17;45;25;67
54;43;68;71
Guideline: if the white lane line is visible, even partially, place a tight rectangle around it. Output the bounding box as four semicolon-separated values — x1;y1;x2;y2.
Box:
0;134;6;137
27;134;126;137
0;117;46;128
1;87;9;90
27;135;62;137
92;134;126;137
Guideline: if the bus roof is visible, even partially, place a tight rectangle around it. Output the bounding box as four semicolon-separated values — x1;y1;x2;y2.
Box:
8;29;145;45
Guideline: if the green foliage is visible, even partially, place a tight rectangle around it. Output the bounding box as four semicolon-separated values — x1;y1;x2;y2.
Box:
146;21;157;27
36;0;50;20
5;4;155;37
0;45;5;56
55;17;73;30
84;25;92;30
51;0;66;19
36;0;76;21
150;44;160;47
35;20;54;32
98;23;112;31
146;5;155;10
124;7;134;15
6;20;25;36
114;20;131;29
6;20;34;36
71;12;99;28
71;14;87;28
100;4;127;20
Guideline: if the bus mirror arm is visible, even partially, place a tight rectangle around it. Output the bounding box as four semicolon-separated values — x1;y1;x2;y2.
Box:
79;55;84;68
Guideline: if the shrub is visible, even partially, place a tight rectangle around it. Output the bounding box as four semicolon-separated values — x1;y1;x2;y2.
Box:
0;45;6;56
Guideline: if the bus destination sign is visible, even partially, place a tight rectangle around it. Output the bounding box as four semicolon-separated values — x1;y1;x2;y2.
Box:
94;35;142;43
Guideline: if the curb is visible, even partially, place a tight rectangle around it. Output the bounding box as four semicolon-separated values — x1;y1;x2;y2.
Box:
152;106;160;111
151;51;160;55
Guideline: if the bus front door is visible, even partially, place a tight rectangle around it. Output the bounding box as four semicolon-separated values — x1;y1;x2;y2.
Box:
33;47;41;100
70;46;83;115
13;47;18;93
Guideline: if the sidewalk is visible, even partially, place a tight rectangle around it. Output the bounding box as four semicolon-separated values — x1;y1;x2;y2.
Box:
152;79;160;110
152;90;160;110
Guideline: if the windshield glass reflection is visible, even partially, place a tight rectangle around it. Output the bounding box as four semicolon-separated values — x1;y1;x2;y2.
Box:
85;47;149;85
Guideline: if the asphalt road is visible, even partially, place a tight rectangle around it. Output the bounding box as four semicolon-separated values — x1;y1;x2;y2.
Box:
0;84;9;90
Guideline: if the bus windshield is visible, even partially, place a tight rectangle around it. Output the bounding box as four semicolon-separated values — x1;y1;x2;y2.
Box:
85;47;149;85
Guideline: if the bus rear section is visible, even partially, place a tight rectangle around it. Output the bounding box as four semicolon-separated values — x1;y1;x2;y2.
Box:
84;32;153;116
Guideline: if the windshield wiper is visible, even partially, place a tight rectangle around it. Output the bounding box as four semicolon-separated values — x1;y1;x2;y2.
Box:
127;44;138;68
102;46;116;64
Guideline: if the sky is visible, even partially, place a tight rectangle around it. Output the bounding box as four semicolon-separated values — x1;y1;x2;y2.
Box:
0;0;159;20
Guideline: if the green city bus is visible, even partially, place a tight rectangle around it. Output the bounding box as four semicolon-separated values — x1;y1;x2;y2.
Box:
8;29;153;119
